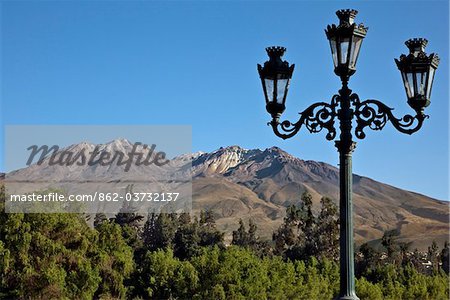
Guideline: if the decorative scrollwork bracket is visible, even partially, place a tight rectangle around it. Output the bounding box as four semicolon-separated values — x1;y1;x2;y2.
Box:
269;92;427;141
269;94;340;140
352;94;427;139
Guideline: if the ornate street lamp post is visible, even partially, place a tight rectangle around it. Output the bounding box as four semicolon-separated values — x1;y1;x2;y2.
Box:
257;9;439;300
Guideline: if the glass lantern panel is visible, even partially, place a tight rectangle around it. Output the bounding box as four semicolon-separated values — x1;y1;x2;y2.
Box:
415;71;426;96
349;36;363;68
402;72;413;99
339;38;350;65
406;72;415;99
426;68;435;100
276;79;289;104
329;39;338;68
264;79;275;103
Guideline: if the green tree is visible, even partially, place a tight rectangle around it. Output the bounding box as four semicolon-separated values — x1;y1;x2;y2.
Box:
0;191;102;298
357;242;381;276
114;185;144;229
299;191;317;258
142;213;178;251
136;249;199;299
272;205;299;255
94;221;135;298
381;229;400;265
316;196;339;260
113;186;145;251
191;246;271;299
231;219;271;256
356;277;384;300
410;248;426;274
173;214;200;259
428;240;440;273
441;241;449;275
273;191;319;260
398;241;412;267
198;210;224;248
93;212;107;228
232;219;258;247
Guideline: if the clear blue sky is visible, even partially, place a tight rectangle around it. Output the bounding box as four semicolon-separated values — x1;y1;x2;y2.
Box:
1;1;448;200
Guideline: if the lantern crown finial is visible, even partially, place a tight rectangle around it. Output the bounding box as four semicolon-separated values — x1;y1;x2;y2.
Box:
405;38;428;55
336;9;358;25
265;46;286;59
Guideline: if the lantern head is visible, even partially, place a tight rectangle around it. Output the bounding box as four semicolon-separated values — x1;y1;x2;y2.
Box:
258;46;295;118
325;9;368;79
395;38;439;114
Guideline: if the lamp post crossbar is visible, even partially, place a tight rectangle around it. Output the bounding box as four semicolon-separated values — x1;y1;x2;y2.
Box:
270;89;427;141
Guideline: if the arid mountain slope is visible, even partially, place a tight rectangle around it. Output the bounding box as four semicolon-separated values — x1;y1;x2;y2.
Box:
190;146;449;250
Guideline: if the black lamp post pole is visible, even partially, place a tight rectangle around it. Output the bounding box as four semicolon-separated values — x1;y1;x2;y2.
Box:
257;9;439;300
336;79;358;299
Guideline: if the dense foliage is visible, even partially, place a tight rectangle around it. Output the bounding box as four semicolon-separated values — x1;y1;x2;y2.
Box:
0;187;448;299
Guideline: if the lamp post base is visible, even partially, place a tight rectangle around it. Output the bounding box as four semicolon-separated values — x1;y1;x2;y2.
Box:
335;293;360;300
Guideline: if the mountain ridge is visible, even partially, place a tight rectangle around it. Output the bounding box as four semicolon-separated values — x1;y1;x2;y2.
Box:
3;140;449;250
